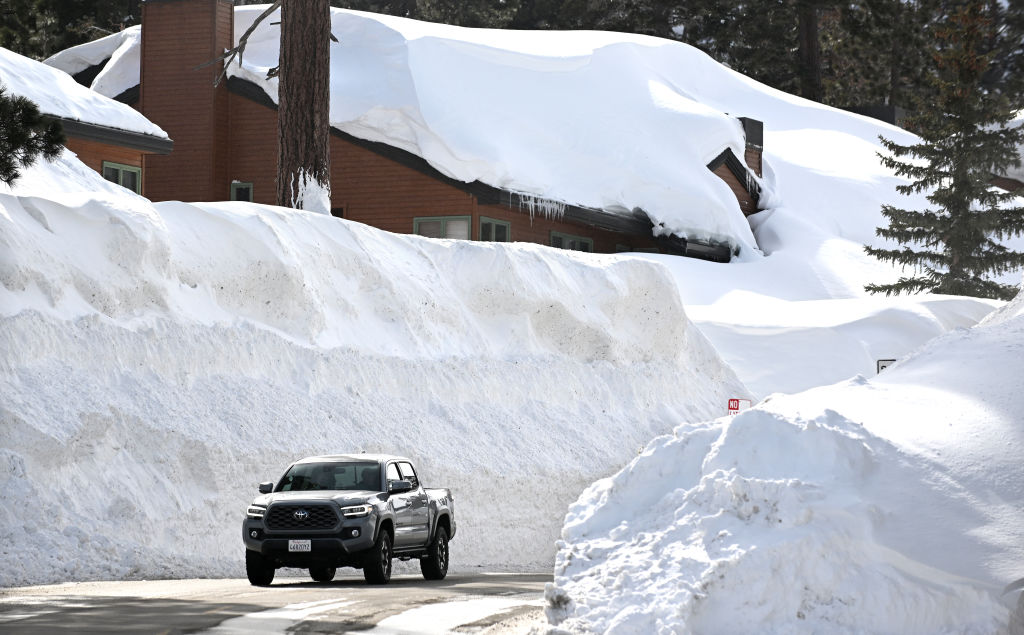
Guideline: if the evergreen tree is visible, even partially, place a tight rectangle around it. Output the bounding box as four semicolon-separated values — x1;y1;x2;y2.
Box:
823;0;938;110
0;85;65;186
277;0;332;212
0;0;139;60
865;2;1024;300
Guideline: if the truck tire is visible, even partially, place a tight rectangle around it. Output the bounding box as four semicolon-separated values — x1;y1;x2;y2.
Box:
309;566;336;583
363;530;393;584
246;549;275;586
420;527;449;580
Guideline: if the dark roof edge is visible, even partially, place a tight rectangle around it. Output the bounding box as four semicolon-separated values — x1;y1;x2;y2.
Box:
226;76;655;237
48;115;173;154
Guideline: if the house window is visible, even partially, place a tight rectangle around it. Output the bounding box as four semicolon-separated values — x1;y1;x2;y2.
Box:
231;182;253;202
479;217;511;242
101;161;141;194
414;216;471;240
550;231;593;253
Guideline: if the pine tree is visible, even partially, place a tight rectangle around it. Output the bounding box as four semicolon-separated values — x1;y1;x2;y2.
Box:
277;0;332;213
0;85;65;186
865;2;1024;300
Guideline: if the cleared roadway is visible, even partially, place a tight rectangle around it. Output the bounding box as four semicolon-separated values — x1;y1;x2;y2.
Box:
0;572;549;634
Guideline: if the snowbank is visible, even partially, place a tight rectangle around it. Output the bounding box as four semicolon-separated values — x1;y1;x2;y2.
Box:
1;45;165;138
546;283;1024;633
0;152;747;586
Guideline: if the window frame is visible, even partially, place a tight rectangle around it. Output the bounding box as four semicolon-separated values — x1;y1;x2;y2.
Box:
397;461;419;488
230;181;254;202
550;231;594;253
101;161;142;194
479;216;512;242
413;215;472;240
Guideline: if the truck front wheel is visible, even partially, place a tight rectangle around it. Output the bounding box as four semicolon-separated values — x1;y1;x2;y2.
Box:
420;527;449;580
363;530;393;584
246;549;275;586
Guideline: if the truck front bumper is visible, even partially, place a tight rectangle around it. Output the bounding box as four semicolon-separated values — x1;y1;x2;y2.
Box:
243;515;377;566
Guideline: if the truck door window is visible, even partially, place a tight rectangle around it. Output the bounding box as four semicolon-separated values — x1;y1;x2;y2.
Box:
398;462;419;488
386;463;401;486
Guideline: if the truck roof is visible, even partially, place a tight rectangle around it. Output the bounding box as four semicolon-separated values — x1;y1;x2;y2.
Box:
294;454;411;464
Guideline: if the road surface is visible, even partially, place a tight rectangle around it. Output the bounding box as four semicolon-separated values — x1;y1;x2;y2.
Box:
0;572;549;634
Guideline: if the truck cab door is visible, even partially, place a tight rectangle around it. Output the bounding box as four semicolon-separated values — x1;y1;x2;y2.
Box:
387;462;418;548
398;461;430;546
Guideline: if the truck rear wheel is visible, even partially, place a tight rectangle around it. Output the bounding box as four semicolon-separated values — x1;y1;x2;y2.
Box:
246;549;275;586
420;527;449;580
309;566;336;583
363;530;392;584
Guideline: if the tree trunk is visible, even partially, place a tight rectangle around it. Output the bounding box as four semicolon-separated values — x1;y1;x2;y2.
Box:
277;0;332;213
797;1;823;102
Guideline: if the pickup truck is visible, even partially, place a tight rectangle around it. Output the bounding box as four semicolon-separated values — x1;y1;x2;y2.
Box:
242;454;455;585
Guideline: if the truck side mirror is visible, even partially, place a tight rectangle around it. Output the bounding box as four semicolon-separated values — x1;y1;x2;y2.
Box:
389;479;413;494
258;481;274;494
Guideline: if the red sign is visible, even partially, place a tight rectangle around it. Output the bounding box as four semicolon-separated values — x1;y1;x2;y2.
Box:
728;398;752;414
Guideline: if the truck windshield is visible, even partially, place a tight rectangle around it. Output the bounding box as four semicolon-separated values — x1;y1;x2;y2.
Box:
277;462;381;492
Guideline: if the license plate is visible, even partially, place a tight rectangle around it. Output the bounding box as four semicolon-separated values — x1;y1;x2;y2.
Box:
288;540;311;552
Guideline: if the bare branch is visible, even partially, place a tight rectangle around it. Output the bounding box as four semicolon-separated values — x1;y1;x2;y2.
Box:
194;0;281;87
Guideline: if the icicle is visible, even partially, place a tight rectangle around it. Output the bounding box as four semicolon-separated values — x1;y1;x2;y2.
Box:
514;192;566;221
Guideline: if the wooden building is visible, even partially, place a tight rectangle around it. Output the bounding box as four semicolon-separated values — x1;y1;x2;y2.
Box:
67;0;765;261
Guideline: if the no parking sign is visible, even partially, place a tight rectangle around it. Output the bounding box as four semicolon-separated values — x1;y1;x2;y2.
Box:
728;398;752;414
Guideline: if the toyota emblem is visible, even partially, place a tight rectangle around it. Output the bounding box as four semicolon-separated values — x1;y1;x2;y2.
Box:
294;509;309;521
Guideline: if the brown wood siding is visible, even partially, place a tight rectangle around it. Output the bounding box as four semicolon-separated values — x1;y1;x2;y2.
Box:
141;0;232;202
713;164;758;216
474;202;659;253
991;175;1023;193
744;147;763;178
64;136;146;194
226;92;657;253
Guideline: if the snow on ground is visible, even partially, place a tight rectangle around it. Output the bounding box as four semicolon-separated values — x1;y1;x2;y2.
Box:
0;45;164;138
11;10;1024;631
0;151;747;586
546;280;1024;633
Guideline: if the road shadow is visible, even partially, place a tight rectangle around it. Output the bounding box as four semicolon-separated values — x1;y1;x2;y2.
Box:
0;595;267;634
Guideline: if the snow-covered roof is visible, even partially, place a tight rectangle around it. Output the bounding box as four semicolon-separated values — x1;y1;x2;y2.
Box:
44;26;141;100
2;44;166;139
46;6;766;253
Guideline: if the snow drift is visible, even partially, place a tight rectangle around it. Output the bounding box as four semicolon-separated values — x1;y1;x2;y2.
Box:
0;151;747;586
546;281;1024;633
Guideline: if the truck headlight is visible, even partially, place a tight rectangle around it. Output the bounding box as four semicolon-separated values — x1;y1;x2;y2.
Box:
340;504;372;518
247;504;267;519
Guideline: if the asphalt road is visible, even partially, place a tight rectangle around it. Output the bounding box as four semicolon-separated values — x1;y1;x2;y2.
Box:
0;572;550;634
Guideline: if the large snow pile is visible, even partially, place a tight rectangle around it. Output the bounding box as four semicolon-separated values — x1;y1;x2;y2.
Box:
546;281;1024;633
0;151;746;586
1;45;164;138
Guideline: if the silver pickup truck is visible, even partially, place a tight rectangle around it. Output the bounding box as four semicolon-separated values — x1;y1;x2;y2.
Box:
242;454;455;585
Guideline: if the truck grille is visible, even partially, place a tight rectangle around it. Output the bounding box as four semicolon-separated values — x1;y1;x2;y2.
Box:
265;504;339;530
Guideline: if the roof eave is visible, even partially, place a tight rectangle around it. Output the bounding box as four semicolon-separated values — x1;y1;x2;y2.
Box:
47;115;173;155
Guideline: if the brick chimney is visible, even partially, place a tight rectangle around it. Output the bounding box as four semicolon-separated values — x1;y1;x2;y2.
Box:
738;117;763;178
141;0;233;202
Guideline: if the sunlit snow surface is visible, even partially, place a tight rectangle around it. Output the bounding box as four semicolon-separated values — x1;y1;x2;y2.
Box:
0;151;747;585
548;290;1024;633
1;45;164;138
9;10;1024;631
